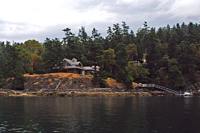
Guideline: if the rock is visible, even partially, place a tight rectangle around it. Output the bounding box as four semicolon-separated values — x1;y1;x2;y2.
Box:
105;78;126;89
24;73;94;91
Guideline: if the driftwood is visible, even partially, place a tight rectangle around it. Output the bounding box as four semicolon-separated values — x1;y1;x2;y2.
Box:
55;80;62;90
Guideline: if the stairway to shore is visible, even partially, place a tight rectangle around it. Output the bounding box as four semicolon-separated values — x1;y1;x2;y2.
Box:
141;84;180;95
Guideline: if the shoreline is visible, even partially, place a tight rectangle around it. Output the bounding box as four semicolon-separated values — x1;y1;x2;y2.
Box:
0;89;173;97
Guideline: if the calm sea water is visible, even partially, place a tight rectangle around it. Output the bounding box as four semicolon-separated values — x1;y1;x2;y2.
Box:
0;96;200;133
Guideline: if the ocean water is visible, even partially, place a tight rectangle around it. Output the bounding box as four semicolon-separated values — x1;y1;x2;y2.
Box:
0;96;200;133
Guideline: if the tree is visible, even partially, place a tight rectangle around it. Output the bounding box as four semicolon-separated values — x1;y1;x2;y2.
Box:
87;28;104;65
63;28;76;46
100;48;116;76
126;43;138;61
126;61;149;86
157;56;185;89
17;40;44;73
121;21;130;44
0;43;25;89
78;26;88;43
91;28;101;40
168;58;185;89
42;38;64;72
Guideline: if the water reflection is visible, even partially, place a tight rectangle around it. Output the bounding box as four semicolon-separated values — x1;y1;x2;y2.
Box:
0;97;200;133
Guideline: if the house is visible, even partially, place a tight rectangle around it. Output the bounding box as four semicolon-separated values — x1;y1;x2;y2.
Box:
54;58;100;75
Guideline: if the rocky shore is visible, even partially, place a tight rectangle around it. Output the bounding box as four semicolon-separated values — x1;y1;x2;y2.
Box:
0;73;188;97
0;89;155;97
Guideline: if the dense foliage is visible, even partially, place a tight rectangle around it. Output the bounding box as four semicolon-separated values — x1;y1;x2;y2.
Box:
0;22;200;90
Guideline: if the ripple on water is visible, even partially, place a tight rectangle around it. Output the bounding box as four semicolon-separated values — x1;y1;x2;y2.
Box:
0;97;200;133
0;121;8;132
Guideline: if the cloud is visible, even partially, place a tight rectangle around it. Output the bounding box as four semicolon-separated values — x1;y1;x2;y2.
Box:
0;0;199;42
170;0;200;18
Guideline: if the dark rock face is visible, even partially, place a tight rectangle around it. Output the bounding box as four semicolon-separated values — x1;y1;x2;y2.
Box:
3;77;24;90
24;76;94;91
3;73;94;91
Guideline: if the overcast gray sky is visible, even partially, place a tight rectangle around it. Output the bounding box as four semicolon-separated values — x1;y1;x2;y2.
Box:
0;0;200;42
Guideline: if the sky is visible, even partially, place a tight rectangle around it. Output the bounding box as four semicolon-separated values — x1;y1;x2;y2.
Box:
0;0;200;42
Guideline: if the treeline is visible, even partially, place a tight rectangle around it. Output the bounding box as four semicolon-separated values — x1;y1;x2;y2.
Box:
0;22;200;90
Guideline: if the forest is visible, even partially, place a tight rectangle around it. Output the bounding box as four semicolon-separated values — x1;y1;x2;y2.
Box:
0;22;200;90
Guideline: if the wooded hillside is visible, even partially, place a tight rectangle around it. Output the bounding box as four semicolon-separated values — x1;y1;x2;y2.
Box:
0;22;200;90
